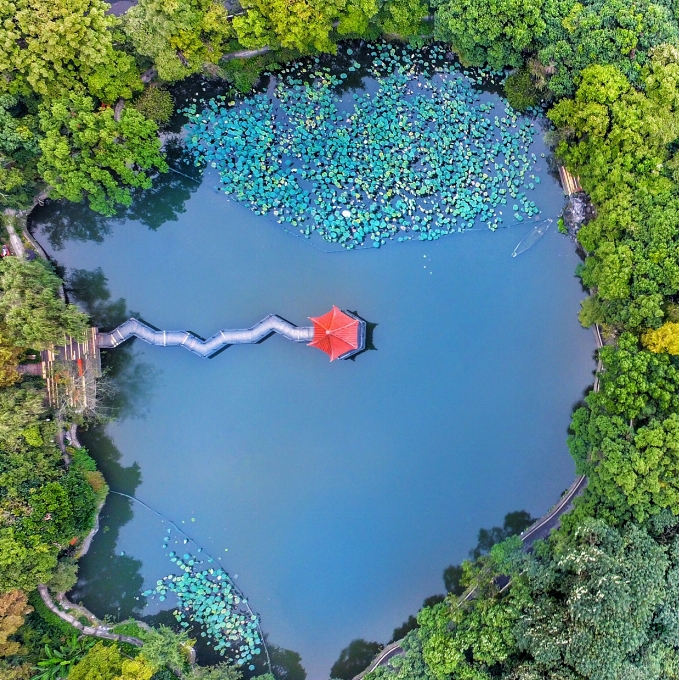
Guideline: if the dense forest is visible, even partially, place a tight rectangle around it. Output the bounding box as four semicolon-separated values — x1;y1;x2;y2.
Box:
3;0;679;677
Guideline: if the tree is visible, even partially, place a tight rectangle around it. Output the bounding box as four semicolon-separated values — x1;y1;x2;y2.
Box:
592;333;679;421
0;385;44;447
330;639;384;680
337;0;379;35
69;642;154;680
442;510;534;595
366;630;437;680
233;0;344;53
191;663;244;680
536;0;679;98
139;626;192;676
0;528;58;592
133;88;175;127
124;0;235;82
513;520;676;679
643;322;679;354
378;0;429;37
0;590;32;657
46;557;79;593
0;0;140;102
0;95;42;209
419;538;528;680
0;257;88;348
433;0;546;69
37;95;167;216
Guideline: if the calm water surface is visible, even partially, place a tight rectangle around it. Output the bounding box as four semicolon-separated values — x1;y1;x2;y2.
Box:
32;86;594;678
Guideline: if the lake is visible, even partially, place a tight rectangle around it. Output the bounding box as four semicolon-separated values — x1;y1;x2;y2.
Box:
30;57;595;679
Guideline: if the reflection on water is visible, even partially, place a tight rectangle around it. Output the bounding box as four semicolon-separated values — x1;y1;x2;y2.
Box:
66;266;161;421
31;142;200;250
69;446;146;618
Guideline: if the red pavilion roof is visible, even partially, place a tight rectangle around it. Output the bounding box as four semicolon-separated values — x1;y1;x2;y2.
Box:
308;306;360;361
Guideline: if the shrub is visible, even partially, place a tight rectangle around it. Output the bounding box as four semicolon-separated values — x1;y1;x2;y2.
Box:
133;87;175;126
504;69;540;112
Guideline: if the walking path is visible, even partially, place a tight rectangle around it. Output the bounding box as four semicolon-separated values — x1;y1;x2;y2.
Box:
98;315;314;357
37;585;144;647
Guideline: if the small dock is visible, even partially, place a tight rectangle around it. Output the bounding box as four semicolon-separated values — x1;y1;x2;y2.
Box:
41;327;102;412
558;165;583;195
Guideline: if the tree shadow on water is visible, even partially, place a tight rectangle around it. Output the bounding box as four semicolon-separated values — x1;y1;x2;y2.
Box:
28;140;201;249
66;266;162;421
68;429;146;621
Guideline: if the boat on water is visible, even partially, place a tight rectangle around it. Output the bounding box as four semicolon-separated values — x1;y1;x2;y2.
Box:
511;219;553;257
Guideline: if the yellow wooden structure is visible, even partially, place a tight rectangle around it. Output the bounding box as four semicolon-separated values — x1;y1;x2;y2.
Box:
41;327;102;412
558;165;583;195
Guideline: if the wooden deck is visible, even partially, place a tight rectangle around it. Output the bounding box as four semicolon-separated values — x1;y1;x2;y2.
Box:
558;165;583;195
41;327;102;412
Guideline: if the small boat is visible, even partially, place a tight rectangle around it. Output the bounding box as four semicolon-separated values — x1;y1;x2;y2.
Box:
511;219;552;257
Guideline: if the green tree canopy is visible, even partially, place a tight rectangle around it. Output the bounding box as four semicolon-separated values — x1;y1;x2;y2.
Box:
433;0;546;69
124;0;235;82
514;519;678;679
233;0;345;53
0;0;140;102
536;0;679;98
37;95;167;215
0;257;88;348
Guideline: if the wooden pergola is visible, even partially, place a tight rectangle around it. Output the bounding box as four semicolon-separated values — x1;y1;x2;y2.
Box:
41;327;102;412
558;165;583;195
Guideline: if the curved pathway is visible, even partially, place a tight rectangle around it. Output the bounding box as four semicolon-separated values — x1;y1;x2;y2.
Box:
98;315;313;357
356;324;604;678
37;585;144;647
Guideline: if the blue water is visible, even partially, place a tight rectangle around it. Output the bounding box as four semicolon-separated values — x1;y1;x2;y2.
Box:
30;75;595;678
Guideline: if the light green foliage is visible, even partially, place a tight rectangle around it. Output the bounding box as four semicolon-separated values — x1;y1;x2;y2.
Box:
124;0;235;82
548;62;674;206
133;87;175;127
234;0;344;53
514;520;678;679
337;0;380;35
537;0;679;98
0;528;58;593
378;0;429;37
0;257;88;348
139;626;191;675
433;0;546;69
0;386;44;447
0;0;140;102
70;642;154;680
46;557;79;593
37;95;167;216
